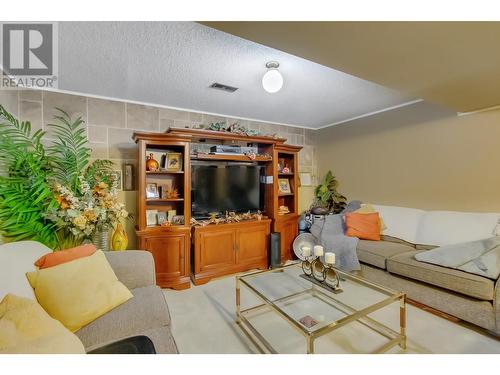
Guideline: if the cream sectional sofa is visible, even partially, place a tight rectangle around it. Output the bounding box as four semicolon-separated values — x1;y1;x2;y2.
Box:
0;241;178;353
356;205;500;335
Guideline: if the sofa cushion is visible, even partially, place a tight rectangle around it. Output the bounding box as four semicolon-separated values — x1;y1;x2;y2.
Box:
372;205;424;244
75;285;171;350
356;240;414;269
354;204;387;230
0;294;85;354
387;251;495;301
26;250;133;332
345;212;381;241
415;211;499;247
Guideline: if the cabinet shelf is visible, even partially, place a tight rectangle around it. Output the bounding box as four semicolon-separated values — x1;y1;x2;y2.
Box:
146;198;184;202
192;153;272;162
278;193;294;197
146;170;184;174
278;172;294;176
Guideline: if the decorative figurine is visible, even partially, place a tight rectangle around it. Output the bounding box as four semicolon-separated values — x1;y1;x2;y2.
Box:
146;153;159;171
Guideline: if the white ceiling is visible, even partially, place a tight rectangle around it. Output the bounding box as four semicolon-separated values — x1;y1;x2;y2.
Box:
58;22;416;129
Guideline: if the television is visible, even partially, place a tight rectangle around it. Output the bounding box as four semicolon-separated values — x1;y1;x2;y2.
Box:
191;163;263;218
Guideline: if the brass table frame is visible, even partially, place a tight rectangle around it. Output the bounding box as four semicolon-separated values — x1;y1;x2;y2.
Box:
236;263;406;354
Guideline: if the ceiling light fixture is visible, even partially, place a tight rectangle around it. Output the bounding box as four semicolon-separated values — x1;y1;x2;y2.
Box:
262;61;283;93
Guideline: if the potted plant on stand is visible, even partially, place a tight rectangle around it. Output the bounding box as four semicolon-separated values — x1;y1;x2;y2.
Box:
310;170;347;215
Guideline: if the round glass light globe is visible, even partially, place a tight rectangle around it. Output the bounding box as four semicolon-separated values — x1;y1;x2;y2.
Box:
262;69;283;93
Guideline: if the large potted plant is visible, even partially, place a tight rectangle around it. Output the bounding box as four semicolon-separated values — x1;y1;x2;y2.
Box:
0;105;129;250
310;170;347;214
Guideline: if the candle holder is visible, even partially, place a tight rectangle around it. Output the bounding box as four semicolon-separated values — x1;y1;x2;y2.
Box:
300;258;343;294
312;259;326;282
324;264;341;290
301;257;313;276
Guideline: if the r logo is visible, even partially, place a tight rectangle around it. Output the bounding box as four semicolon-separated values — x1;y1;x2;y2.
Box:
2;23;53;76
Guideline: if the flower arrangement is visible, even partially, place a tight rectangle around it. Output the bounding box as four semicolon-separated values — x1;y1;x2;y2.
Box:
0;105;129;250
45;176;129;243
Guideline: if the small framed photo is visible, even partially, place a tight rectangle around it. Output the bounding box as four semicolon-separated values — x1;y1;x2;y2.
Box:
278;178;292;194
110;170;123;191
157;211;167;225
277;158;285;172
166;152;182;171
146;183;159;199
172;215;185;225
124;164;134;191
146;209;158;226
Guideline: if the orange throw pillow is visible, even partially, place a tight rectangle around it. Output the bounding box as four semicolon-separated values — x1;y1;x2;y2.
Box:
345;212;381;241
34;244;97;269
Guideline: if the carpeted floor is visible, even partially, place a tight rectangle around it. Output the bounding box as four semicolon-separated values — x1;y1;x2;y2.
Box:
163;271;500;354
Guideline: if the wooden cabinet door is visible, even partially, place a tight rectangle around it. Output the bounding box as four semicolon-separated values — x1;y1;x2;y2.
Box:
142;233;187;281
278;217;298;262
236;223;269;267
196;228;236;273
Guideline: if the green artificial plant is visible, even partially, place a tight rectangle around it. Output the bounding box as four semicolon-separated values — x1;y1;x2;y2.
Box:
0;105;114;249
312;170;347;214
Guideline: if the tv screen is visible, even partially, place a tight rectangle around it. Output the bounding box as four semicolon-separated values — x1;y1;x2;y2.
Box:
191;164;262;218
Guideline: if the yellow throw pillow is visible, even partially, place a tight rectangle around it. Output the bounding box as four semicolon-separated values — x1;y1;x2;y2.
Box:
26;250;133;332
0;294;85;353
355;204;387;231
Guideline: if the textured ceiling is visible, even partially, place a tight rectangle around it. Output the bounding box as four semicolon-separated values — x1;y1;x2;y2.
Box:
203;22;500;113
57;22;415;129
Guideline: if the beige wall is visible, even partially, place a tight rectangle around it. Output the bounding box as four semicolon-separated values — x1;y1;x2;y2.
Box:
0;89;317;247
316;101;500;213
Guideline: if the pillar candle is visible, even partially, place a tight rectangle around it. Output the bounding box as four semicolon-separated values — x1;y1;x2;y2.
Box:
325;252;336;264
302;246;311;257
313;245;324;257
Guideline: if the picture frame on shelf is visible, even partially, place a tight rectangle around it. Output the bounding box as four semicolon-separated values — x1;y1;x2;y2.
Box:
157;211;167;225
146;210;158;226
278;178;292;194
146;182;159;199
166;152;182;171
167;209;177;222
124;163;134;191
172;215;185;225
110;170;123;191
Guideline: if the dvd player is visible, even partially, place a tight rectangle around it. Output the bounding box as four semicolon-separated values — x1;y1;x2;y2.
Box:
210;145;242;153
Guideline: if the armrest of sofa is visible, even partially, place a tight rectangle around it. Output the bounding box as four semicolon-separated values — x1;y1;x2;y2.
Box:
104;250;156;290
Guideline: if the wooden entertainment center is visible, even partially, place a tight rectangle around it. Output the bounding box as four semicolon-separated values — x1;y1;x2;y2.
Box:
133;128;302;290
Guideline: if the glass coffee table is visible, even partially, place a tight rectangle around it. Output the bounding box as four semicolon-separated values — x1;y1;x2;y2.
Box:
236;262;406;354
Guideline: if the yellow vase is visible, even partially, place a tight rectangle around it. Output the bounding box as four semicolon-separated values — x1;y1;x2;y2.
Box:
111;223;128;251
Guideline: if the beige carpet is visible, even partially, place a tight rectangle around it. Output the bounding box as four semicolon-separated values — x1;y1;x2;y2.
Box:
163;272;500;354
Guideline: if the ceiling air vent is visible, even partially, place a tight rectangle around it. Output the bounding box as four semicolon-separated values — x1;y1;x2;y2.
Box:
209;82;238;93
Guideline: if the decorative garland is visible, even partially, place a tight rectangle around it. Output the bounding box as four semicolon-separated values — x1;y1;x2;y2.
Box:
193;121;279;138
190;211;266;227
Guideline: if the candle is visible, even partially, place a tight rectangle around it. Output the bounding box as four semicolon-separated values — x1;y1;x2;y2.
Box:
325;252;336;265
302;246;311;257
313;245;324;257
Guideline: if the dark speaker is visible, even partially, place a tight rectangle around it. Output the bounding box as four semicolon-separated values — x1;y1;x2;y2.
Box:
269;232;281;268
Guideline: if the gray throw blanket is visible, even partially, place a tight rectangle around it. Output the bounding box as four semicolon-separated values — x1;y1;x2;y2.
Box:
415;236;500;280
310;214;360;272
